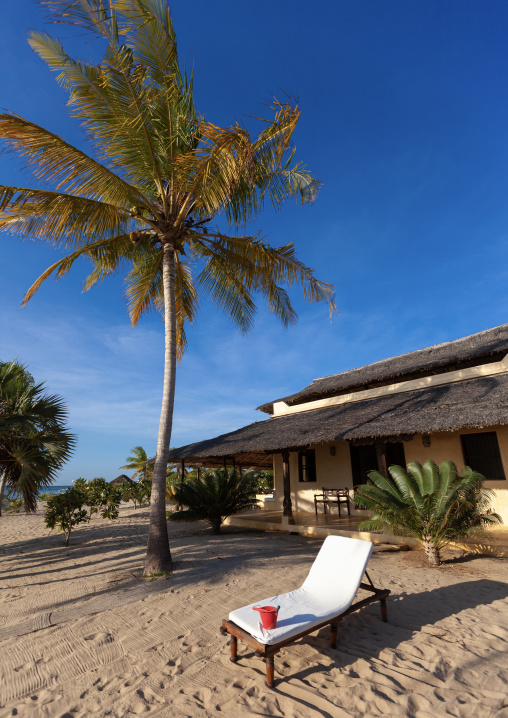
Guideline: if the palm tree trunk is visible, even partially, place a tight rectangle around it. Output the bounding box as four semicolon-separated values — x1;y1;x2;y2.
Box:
144;244;177;575
0;471;7;517
422;540;441;566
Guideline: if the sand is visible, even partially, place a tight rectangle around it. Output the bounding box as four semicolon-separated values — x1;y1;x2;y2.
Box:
0;505;507;718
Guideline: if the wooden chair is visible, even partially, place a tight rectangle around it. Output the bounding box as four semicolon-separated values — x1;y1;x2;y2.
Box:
314;487;351;516
220;536;390;688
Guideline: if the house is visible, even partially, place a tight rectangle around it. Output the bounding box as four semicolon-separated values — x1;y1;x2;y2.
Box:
168;324;508;526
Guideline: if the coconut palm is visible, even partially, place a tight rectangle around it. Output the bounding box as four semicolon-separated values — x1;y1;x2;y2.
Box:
120;446;152;480
0;1;335;574
169;468;258;534
0;361;75;515
354;460;502;566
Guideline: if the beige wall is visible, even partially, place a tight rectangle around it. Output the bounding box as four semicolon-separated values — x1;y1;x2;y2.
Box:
405;425;508;524
273;441;356;515
272;425;508;523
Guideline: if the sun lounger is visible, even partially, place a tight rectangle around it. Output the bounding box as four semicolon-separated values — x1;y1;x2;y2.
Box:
220;535;390;688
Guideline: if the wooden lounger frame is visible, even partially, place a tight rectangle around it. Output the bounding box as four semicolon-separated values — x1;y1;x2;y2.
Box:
220;571;390;688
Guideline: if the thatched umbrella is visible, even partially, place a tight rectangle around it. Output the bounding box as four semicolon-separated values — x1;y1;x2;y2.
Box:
110;474;133;485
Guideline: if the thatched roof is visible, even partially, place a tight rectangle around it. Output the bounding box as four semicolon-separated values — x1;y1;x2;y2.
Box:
110;474;133;485
168;373;508;464
258;323;508;414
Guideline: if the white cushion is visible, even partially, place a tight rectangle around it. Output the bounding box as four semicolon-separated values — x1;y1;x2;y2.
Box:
228;535;373;645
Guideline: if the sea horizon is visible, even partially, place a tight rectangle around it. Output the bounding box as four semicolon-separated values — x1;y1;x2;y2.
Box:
41;485;73;495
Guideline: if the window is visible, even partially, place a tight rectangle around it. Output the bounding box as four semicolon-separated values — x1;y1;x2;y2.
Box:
298;449;316;482
461;432;505;481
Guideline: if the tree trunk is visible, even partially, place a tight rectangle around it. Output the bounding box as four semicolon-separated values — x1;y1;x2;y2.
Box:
144;244;176;576
422;540;441;566
0;471;7;517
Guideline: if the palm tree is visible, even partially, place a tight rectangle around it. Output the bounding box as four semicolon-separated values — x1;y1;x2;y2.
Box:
354;460;502;566
169;468;258;534
0;361;75;515
0;0;335;574
120;446;152;481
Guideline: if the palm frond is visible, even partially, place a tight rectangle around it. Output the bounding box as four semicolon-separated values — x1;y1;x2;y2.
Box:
38;0;120;41
21;234;132;305
0;186;132;248
191;231;336;322
0;113;147;209
1;360;75;512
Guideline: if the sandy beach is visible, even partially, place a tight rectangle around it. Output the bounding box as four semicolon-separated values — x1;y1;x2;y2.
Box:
0;505;507;718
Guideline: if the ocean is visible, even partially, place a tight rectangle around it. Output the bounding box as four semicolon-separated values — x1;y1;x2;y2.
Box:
41;485;72;495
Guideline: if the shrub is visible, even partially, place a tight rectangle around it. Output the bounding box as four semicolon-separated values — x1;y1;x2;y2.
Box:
355;460;502;565
169;468;258;534
38;491;55;502
44;486;89;546
44;478;122;545
121;477;151;509
244;469;274;494
4;496;24;513
85;477;122;520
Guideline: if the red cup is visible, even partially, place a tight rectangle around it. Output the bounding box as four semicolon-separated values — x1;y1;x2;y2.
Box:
253;605;278;629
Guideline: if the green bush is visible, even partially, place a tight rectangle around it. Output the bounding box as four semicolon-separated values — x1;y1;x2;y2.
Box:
4;496;24;513
120;477;151;509
44;478;122;545
85;477;122;520
37;491;55;502
44;486;89;546
355;460;502;565
169;468;258;534
244;469;274;494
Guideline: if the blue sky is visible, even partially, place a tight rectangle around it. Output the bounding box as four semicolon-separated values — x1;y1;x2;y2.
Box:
2;1;508;484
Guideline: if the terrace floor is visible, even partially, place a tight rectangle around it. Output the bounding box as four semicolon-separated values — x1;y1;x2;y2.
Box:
226;509;508;556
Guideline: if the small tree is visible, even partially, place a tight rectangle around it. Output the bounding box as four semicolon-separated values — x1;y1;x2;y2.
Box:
121;478;151;509
169;468;258;534
355;460;502;566
44;485;89;546
86;477;122;520
121;481;138;509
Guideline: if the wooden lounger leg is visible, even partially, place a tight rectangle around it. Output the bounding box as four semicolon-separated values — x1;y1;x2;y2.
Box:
330;622;339;648
265;655;275;688
230;636;238;662
380;597;388;622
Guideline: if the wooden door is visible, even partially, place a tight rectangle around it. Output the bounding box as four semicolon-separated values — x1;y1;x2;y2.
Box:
350;444;378;487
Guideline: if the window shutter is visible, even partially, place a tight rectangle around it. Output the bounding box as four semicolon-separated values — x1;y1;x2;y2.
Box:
461;432;505;481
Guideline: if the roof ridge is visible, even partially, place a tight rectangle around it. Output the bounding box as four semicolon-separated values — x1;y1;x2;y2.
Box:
311;323;506;384
256;322;508;413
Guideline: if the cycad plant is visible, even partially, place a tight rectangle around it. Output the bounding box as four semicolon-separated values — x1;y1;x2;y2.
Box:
0;1;334;574
169;468;258;534
0;361;75;515
355;460;501;565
